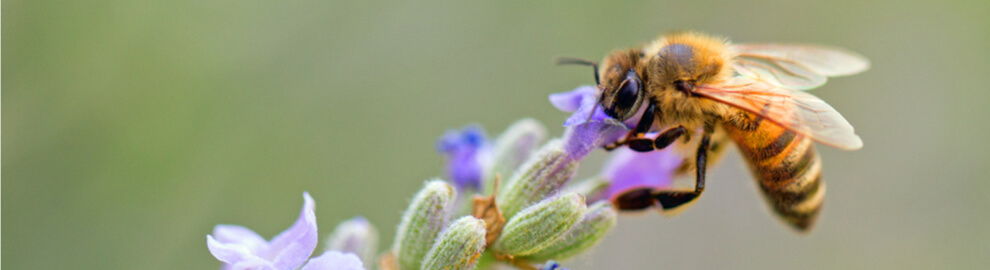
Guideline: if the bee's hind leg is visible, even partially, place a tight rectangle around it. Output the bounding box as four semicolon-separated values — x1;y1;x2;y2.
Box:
654;121;713;213
604;103;657;152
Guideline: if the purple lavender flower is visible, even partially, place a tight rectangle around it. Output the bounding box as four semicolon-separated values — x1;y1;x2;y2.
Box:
550;86;644;160
436;125;492;191
600;146;682;201
300;251;364;270
206;192;365;270
550;86;681;202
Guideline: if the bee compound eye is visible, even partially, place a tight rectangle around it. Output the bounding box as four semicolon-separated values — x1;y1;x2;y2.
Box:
604;70;644;120
614;80;639;111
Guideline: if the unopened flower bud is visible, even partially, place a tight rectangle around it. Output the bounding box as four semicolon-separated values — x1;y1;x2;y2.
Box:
420;216;487;270
497;139;579;218
494;193;586;256
523;201;617;261
484;118;548;195
393;180;455;270
325;217;379;267
566;176;611;204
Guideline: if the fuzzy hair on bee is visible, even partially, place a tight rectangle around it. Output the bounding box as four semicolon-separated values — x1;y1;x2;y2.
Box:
562;31;869;232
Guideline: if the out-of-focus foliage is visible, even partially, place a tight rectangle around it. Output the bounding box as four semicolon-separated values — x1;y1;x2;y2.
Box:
3;0;989;269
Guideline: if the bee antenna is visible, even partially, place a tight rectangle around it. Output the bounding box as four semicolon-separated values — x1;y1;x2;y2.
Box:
585;91;605;124
585;103;600;124
556;57;600;85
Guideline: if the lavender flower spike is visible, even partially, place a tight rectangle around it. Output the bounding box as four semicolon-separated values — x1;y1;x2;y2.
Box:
206;192;321;270
437;125;492;191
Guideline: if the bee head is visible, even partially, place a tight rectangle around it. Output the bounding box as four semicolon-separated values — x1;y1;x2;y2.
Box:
558;49;644;122
598;69;644;121
596;49;645;121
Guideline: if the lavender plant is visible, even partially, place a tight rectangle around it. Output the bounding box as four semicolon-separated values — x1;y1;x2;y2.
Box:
207;85;680;269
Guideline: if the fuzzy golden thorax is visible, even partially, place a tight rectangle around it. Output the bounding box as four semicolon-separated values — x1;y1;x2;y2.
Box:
641;32;736;129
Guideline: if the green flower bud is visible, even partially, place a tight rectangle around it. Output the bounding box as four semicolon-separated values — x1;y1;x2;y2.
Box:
494;193;586;256
420;216;487;270
484;118;548;195
393;180;455;270
497;139;579;218
522;201;618;261
566;176;611;203
325;217;379;267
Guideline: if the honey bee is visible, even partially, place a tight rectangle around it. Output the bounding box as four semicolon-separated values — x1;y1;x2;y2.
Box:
561;32;869;231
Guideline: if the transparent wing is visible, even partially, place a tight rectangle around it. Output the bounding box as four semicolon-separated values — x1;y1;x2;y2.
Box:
695;77;863;150
732;43;871;90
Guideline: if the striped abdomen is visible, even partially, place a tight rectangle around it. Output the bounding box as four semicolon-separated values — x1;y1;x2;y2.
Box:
724;116;825;232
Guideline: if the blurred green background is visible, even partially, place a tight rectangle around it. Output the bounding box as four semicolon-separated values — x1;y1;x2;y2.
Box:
4;0;989;269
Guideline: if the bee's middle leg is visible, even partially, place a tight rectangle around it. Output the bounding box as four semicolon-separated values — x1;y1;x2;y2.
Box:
654;124;712;212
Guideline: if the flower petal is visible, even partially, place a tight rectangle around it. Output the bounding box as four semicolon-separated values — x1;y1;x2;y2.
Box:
602;146;683;199
267;192;320;269
548;86;595;113
207;235;274;270
211;225;269;255
559;86;606;128
301;251;365;270
562;119;629;161
552;86;652;161
436;125;491;190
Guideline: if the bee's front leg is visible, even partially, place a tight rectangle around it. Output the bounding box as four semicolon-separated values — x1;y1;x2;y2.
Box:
604;103;656;152
653;126;687;149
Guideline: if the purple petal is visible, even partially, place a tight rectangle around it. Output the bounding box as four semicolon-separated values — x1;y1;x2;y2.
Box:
301;251;365;270
207;235;274;270
559;86;605;128
436;125;491;190
225;260;276;270
211;225;269;255
561;120;629;161
268;192;320;269
548;86;596;113
602;145;683;200
552;86;650;161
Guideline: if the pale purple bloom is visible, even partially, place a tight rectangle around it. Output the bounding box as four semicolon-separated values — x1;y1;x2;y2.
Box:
550;86;644;160
550;86;681;201
300;251;364;270
206;192;365;270
600;146;682;200
436;125;491;190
